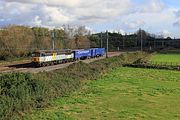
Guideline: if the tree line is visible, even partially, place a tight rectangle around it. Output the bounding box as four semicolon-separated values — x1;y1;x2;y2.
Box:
0;25;91;60
90;29;157;51
0;25;175;60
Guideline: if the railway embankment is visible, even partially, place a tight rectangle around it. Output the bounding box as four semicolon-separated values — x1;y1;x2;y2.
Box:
0;52;149;120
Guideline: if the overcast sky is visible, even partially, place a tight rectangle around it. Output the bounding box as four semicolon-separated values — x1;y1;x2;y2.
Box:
0;0;180;38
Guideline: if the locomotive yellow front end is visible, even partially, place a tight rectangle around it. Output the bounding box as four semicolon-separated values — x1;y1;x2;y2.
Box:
32;57;40;63
31;52;41;66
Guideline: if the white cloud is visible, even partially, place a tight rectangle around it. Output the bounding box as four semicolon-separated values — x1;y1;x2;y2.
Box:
118;29;126;35
120;7;177;33
124;20;145;29
0;2;71;27
140;0;165;13
37;6;70;26
157;30;171;38
0;1;35;25
0;0;167;27
108;29;125;35
66;0;132;24
1;0;132;26
32;16;42;26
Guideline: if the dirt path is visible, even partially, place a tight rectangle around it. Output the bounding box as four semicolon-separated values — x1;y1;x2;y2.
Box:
0;52;122;74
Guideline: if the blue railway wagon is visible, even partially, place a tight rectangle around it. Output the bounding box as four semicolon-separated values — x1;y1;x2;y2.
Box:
95;48;105;56
73;49;91;60
90;48;96;58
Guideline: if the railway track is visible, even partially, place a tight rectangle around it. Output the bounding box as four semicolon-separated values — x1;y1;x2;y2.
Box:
0;52;122;74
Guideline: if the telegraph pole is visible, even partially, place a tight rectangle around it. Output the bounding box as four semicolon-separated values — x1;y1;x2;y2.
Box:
123;33;126;49
106;30;108;58
62;34;64;49
100;32;103;48
52;31;55;50
140;28;143;51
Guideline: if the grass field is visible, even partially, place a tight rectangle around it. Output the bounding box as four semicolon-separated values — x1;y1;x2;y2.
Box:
150;53;180;64
25;67;180;120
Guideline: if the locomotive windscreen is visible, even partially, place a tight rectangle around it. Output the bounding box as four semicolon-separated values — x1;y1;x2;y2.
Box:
32;52;41;57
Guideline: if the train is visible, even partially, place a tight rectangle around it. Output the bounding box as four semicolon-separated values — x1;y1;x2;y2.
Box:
31;48;105;67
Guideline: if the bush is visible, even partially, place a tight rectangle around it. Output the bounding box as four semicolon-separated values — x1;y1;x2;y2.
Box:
0;73;44;119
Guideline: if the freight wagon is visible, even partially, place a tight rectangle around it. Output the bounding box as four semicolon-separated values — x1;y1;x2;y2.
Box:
95;48;105;57
73;49;91;60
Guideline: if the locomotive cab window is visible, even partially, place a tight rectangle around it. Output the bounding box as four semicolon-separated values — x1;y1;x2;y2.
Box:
32;52;40;57
41;53;46;57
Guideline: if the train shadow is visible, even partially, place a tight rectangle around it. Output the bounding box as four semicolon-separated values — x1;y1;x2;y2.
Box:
7;62;35;68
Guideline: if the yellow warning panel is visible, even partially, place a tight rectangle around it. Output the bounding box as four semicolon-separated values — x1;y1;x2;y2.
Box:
52;53;57;60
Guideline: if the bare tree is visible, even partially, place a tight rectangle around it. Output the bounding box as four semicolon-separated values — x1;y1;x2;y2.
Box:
62;25;91;49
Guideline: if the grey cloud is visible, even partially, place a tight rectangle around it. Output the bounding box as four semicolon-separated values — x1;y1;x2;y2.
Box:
173;20;180;27
78;16;106;21
175;10;180;18
5;0;81;7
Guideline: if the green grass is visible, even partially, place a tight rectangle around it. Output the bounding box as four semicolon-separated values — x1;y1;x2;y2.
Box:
150;53;180;64
25;67;180;120
1;52;147;120
0;57;30;65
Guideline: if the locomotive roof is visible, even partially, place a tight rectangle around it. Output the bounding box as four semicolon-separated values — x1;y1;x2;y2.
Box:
34;49;71;53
